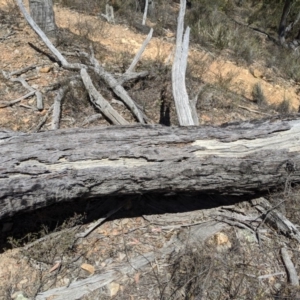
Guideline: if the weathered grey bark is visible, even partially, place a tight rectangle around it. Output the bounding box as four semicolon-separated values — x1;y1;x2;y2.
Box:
1;116;300;220
29;0;57;43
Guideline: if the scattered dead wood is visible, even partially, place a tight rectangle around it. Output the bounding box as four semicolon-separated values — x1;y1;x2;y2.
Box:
10;76;43;110
31;104;54;132
84;48;146;123
15;0;152;126
80;68;129;125
252;197;300;242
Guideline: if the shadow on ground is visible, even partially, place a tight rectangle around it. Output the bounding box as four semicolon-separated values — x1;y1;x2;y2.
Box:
0;192;260;253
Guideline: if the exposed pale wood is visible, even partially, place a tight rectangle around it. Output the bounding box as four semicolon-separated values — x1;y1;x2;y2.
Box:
80;69;129;125
142;0;148;25
83;49;145;123
252;197;300;242
125;28;153;74
172;0;195;126
101;4;115;24
281;247;299;286
1;116;300;220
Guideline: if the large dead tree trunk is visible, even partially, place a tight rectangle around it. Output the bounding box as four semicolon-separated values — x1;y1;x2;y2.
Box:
29;0;57;43
1;116;300;220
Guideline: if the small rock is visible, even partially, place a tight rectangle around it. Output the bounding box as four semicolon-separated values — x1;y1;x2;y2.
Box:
81;263;95;275
214;232;230;245
210;232;232;251
108;282;120;297
118;252;126;262
252;69;263;78
39;66;53;73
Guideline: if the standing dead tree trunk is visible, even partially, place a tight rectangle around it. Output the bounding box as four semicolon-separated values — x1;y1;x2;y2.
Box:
278;0;300;49
172;0;198;126
29;0;57;44
1;116;300;220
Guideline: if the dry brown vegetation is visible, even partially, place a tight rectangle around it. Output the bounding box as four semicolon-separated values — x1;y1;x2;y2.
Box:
1;0;300;299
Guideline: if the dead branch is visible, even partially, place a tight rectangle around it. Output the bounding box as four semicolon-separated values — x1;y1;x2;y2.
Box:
117;71;149;86
125;28;153;74
252;197;300;243
281;247;299;286
81;114;103;126
101;4;115;23
80;68;129;125
8;64;36;77
10;76;43;110
238;105;273;116
52;86;69;130
0;91;35;108
172;0;196;126
82;49;145;123
75;201;126;239
142;0;149;25
32;104;54;132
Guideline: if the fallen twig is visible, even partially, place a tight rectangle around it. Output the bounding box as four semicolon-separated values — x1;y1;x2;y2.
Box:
32;104;54;132
81;114;103;126
238;105;273;116
52;86;69;130
281;247;299;286
0;91;35;108
75;202;127;239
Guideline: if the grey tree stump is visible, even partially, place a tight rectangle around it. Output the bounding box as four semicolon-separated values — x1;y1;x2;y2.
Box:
1;116;300;220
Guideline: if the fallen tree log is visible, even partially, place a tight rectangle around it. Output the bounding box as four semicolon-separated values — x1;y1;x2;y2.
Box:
1;115;300;220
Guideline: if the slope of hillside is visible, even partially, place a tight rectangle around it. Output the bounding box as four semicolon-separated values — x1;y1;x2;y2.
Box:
1;1;300;299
